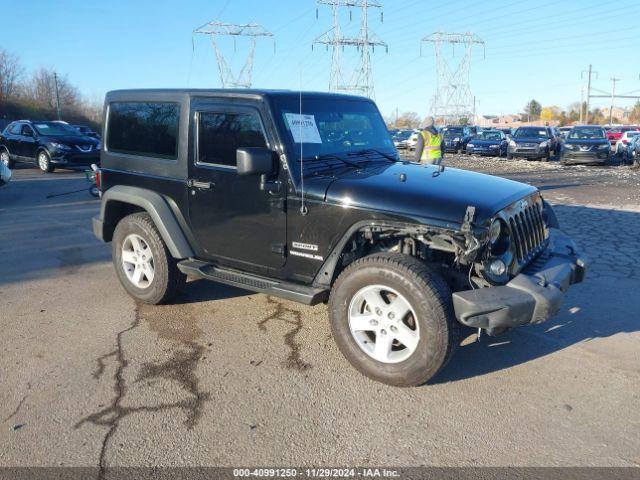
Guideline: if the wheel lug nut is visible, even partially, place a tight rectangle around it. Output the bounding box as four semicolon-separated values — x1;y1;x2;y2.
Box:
390;325;398;333
380;329;387;335
370;319;379;326
388;312;395;320
375;308;383;316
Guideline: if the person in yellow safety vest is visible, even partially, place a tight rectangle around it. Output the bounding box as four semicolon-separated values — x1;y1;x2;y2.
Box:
414;116;444;165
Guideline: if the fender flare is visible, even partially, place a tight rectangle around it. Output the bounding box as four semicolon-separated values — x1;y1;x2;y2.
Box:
97;185;194;259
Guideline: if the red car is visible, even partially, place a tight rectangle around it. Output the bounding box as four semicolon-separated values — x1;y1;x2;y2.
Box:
607;126;640;145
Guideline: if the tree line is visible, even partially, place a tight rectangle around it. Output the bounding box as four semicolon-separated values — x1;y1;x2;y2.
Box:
0;49;101;127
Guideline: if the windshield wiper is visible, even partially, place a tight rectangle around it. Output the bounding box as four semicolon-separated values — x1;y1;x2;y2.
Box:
308;153;361;169
346;148;398;162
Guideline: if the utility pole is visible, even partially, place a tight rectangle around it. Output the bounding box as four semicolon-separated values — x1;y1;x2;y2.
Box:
581;64;595;124
395;107;399;128
313;0;387;98
579;85;584;124
194;21;274;88
609;77;620;125
53;72;61;120
421;32;485;125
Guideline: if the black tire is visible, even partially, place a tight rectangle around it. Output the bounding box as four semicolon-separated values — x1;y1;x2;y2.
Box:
112;212;186;305
329;253;460;387
0;148;14;169
36;150;55;173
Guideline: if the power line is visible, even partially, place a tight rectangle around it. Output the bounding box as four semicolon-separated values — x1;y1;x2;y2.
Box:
313;0;387;98
421;32;485;124
193;21;274;88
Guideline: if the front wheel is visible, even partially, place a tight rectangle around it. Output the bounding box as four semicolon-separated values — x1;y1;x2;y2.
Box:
112;212;186;304
329;253;460;387
37;151;54;173
0;148;14;169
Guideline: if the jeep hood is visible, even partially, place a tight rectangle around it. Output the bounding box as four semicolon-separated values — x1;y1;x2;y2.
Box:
306;162;537;226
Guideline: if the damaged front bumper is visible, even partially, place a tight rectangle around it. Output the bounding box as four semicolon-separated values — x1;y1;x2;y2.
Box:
452;229;586;332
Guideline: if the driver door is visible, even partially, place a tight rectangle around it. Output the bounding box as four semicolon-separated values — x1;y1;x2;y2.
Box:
187;102;286;273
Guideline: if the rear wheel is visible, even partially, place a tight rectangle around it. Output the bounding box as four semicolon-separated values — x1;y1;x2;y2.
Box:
37;151;54;173
112;212;186;304
0;148;14;169
329;253;459;387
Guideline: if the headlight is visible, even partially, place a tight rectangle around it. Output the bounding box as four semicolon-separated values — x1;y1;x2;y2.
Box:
597;143;609;150
509;140;516;147
49;142;71;151
96;142;102;149
489;259;507;277
453;137;460;142
539;141;549;148
564;143;574;150
489;219;501;243
467;143;475;148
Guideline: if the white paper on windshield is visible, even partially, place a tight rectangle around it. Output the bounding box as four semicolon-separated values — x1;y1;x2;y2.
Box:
284;113;322;144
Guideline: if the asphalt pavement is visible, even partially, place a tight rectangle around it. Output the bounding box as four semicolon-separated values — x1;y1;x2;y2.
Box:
0;158;639;469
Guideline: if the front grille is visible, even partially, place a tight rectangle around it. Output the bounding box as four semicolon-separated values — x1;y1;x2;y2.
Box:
508;201;547;264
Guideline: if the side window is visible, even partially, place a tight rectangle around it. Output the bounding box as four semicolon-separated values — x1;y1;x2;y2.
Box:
107;102;180;159
7;123;21;135
21;125;34;136
197;111;266;167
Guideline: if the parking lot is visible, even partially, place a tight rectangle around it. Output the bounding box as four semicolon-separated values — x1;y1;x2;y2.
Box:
1;157;639;469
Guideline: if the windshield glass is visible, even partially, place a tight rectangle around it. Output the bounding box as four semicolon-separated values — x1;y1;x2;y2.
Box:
393;131;411;140
32;122;81;136
272;96;396;175
476;131;502;141
568;127;605;139
514;128;547;139
442;127;463;137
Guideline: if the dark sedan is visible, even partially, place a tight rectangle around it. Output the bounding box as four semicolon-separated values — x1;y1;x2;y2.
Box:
0;120;100;173
560;126;611;165
441;126;473;153
507;126;559;161
623;135;640;165
465;130;508;157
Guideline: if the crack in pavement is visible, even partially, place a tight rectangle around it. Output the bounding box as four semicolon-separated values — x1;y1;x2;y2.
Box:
2;382;31;424
75;304;141;479
258;296;311;371
76;302;211;478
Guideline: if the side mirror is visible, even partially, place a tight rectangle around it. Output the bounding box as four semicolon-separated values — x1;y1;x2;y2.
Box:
236;147;275;176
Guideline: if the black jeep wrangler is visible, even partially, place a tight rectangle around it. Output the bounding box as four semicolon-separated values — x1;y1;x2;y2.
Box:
93;89;586;387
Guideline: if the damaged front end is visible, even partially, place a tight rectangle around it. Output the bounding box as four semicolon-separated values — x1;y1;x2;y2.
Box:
452;195;587;335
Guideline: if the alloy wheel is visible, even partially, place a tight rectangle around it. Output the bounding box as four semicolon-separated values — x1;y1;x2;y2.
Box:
121;234;155;289
0;151;9;166
38;153;48;171
348;284;420;364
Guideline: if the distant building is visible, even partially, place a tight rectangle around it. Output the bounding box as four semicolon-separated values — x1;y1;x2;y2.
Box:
476;114;557;128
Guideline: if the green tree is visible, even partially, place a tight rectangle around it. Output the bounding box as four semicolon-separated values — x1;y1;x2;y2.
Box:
523;99;542;121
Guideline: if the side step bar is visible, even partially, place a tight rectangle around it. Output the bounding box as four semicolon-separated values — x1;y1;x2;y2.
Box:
177;259;329;306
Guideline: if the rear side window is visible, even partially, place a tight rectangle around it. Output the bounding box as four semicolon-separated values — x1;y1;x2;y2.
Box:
107;102;180;159
197;111;266;167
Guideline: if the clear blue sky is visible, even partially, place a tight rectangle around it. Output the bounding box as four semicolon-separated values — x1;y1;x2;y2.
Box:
3;0;640;118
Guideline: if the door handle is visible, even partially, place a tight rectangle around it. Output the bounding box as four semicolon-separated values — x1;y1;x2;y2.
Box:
188;180;213;190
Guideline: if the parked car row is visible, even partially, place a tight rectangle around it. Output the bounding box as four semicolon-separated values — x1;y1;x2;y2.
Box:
0;120;101;173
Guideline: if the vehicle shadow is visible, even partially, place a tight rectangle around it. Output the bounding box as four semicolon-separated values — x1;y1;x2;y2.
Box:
174;278;252;305
431;204;640;385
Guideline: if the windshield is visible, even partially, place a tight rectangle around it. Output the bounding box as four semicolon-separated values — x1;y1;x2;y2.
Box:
627;131;640;138
568;127;605;139
476;131;502;141
514;128;547;139
272;96;396;176
393;131;411;140
442;127;463;137
32;122;81;136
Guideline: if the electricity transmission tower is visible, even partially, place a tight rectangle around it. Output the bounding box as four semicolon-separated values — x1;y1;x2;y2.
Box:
421;32;485;124
313;0;387;98
194;21;274;88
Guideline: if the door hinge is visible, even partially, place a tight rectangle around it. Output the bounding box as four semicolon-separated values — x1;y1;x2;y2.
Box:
271;243;286;256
